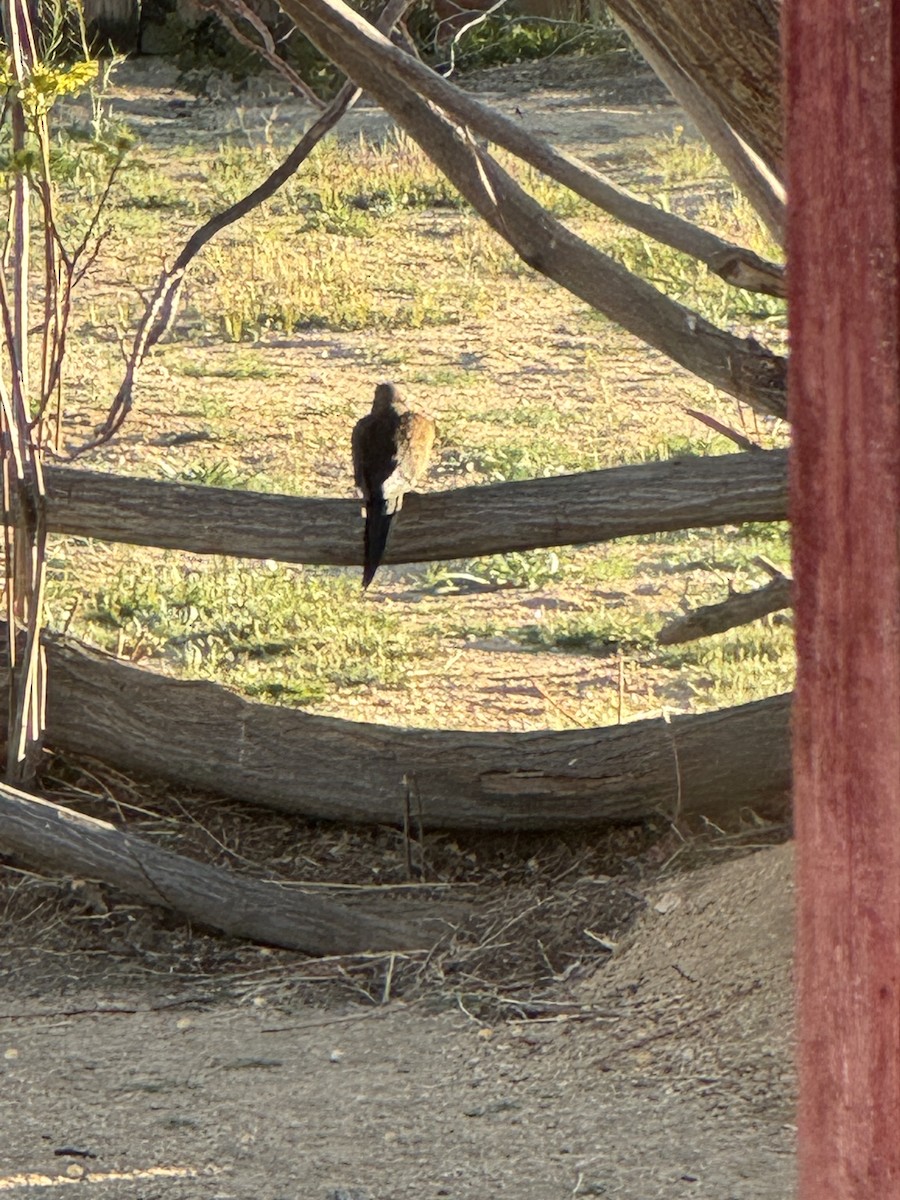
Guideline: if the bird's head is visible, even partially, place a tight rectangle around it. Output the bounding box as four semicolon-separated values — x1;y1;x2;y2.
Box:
372;381;401;414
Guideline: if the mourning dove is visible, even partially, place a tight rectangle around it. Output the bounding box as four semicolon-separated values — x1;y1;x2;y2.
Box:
352;382;436;589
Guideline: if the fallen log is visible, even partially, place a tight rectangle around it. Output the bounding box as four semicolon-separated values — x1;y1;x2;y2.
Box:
658;575;792;644
0;785;418;954
42;449;788;565
28;632;792;830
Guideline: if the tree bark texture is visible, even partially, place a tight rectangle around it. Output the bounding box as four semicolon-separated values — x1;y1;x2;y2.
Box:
605;0;783;179
41;450;788;567
278;0;788;418
0;785;418;953
13;632;793;831
613;11;785;242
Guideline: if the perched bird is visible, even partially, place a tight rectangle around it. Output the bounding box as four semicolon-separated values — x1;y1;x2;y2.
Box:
352;382;435;589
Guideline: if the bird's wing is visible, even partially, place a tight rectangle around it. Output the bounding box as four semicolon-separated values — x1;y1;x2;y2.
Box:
351;415;369;497
381;411;435;511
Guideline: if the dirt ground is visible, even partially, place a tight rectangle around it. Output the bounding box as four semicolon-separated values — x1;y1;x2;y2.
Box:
0;841;794;1198
0;53;794;1199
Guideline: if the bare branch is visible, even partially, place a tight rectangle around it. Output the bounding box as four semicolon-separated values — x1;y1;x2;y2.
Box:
200;0;326;108
684;407;763;452
279;0;784;297
280;0;787;417
657;574;792;645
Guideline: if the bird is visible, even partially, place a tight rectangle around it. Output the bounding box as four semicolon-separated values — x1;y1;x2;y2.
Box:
351;382;435;589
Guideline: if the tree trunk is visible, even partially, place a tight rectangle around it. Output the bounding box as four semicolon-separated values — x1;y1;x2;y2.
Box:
613;11;785;241
0;784;418;953
604;0;783;180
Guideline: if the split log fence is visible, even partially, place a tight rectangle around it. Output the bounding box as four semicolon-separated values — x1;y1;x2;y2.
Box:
1;450;792;952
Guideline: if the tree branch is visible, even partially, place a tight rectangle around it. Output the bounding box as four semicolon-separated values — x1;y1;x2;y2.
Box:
279;0;787;417
0;782;418;953
279;0;785;297
40;449;789;564
657;574;792;645
19;630;793;830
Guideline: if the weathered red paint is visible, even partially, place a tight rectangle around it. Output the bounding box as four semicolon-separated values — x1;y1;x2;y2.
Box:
786;2;900;1196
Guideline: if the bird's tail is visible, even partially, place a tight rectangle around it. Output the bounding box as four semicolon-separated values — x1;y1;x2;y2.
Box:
362;503;394;589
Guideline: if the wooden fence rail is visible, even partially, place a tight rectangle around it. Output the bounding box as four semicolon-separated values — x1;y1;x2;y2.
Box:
20;631;793;832
40;449;788;565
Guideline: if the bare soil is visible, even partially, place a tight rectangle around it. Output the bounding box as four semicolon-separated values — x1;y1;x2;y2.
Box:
0;840;794;1198
0;55;794;1198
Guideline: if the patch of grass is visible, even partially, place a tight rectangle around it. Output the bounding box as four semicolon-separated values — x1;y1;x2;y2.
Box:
443;439;588;483
606;229;786;328
511;608;657;653
51;554;423;704
630;523;791;578
657;621;795;709
202;133;584;249
648;126;726;186
468;445;568;482
410;367;479;388
731;522;791;558
627;431;740;463
171;353;274;381
429;549;563;591
107;155;199;215
563;546;641;585
198;227;497;340
448;215;541;281
206;130;463;225
159;458;253;489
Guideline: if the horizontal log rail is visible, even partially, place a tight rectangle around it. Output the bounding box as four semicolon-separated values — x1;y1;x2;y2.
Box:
29;632;792;832
41;449;788;565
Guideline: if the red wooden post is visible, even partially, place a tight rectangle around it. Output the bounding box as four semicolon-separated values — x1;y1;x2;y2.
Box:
786;3;900;1196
